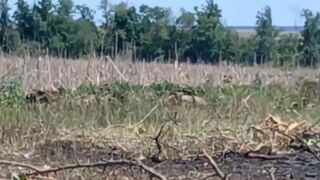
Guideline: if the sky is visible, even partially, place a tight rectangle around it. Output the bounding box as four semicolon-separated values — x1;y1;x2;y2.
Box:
8;0;320;26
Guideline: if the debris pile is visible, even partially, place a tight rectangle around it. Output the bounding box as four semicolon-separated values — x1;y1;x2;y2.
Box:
250;114;320;153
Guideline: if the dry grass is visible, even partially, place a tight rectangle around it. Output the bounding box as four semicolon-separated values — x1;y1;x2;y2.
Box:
0;55;319;92
0;55;320;179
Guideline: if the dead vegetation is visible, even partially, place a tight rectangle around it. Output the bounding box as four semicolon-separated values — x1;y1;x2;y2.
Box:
1;113;320;179
0;56;320;179
1;55;320;90
250;114;320;154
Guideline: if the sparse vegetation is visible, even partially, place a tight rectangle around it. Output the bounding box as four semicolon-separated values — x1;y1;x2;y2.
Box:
1;0;320;179
0;56;318;179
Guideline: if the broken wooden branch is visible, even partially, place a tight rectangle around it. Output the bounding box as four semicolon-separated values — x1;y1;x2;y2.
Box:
295;136;320;161
0;160;42;172
135;158;167;180
270;167;276;180
0;159;167;180
244;152;290;160
202;149;226;179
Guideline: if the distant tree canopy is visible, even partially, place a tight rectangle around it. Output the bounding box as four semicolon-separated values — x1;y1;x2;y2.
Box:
0;0;319;67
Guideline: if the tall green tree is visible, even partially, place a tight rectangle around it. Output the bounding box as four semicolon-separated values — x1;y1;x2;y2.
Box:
0;0;318;67
98;0;113;56
99;0;110;28
31;0;55;48
0;0;10;50
46;0;74;56
274;34;299;67
57;0;74;18
137;5;173;60
35;0;53;21
299;9;320;67
111;2;140;50
176;8;195;61
190;0;224;63
232;36;258;65
75;4;95;21
255;5;278;64
0;0;20;53
13;0;34;41
67;5;98;57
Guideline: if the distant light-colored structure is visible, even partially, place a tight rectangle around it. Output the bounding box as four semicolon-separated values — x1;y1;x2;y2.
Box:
228;26;303;38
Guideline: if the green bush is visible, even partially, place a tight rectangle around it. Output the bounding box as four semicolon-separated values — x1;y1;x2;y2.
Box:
0;77;25;106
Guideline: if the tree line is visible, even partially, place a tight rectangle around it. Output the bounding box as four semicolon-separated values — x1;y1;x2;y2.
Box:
0;0;320;67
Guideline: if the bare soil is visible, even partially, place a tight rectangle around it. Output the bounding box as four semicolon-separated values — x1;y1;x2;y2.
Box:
1;139;319;180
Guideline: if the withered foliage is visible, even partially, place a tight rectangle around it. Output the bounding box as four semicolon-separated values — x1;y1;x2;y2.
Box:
250;114;320;153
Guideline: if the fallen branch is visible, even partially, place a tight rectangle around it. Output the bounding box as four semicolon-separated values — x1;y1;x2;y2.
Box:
150;123;166;163
202;149;226;180
154;124;165;156
0;159;167;180
25;160;133;176
0;160;42;172
295;136;320;161
244;152;290;160
135;159;167;180
270;167;276;180
271;127;320;162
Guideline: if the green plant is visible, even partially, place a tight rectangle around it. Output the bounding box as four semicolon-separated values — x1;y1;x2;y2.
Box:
0;77;25;106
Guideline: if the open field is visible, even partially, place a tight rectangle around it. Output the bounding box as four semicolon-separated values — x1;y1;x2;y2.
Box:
0;56;319;90
0;56;320;179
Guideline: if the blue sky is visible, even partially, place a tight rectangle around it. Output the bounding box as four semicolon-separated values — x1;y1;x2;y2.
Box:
8;0;320;26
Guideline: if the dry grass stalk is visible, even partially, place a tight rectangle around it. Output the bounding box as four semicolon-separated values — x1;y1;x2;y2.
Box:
1;55;320;90
106;56;128;82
